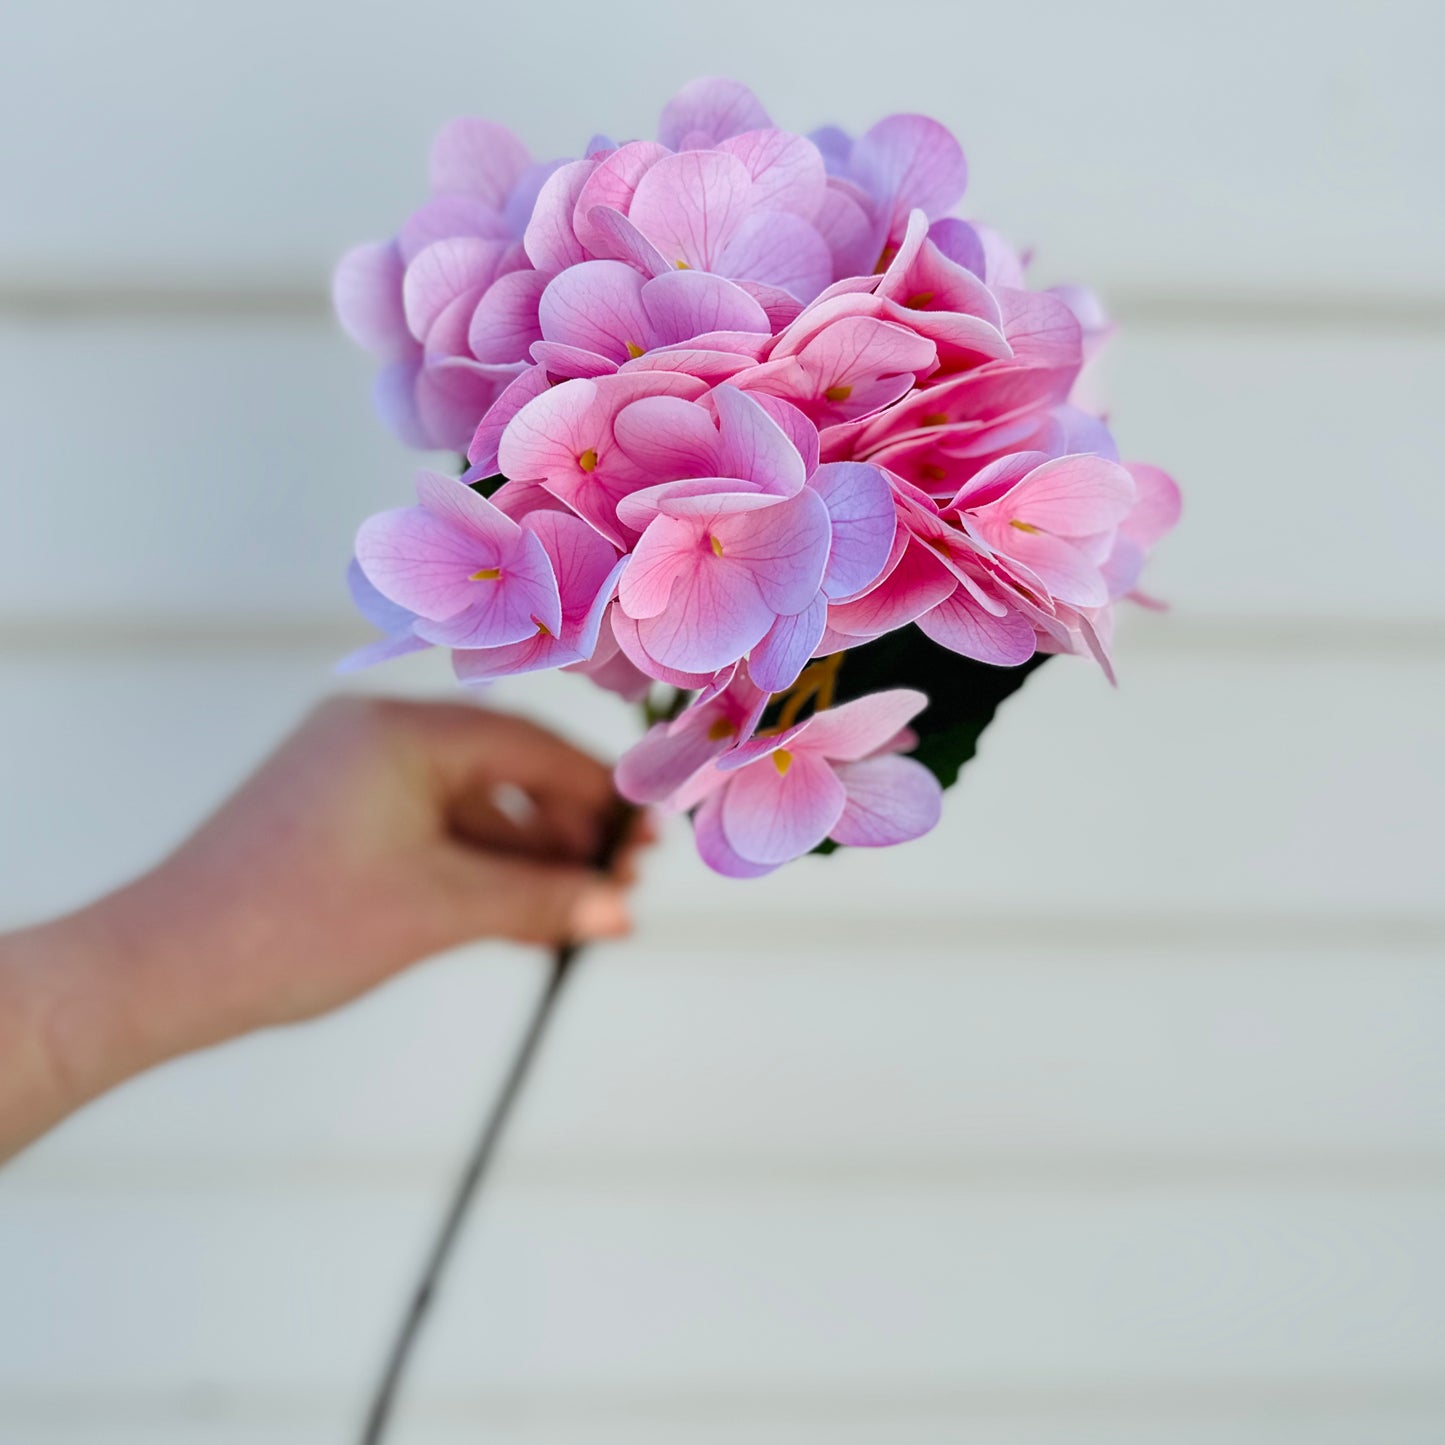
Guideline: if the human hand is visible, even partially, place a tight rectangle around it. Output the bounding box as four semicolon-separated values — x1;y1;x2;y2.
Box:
1;697;652;1155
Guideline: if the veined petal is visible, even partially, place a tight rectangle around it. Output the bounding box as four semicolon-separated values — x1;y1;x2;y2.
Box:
658;77;772;150
830;755;942;847
721;751;846;865
809;461;896;599
693;790;779;878
798;688;928;762
428;117;531;209
538;260;651;363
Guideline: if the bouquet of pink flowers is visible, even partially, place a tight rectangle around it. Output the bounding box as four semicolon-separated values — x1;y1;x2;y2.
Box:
336;77;1179;877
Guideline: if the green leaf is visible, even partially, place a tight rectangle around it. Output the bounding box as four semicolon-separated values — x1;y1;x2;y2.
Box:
827;627;1050;789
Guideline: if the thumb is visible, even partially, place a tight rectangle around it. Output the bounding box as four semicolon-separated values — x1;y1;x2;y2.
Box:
433;845;633;948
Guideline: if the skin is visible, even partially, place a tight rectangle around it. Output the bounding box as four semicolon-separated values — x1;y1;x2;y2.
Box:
0;696;654;1164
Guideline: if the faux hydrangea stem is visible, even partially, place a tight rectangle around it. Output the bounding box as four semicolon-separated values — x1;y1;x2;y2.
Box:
358;800;637;1445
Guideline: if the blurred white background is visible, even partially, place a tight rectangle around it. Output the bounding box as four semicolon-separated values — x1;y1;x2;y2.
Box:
2;1;1443;1441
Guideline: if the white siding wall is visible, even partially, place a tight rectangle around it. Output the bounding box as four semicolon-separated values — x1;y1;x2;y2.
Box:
1;2;1442;1441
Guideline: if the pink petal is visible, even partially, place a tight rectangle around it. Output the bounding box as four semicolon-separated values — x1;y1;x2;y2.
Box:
717;130;827;217
1120;462;1183;549
411;357;512;453
641;269;771;343
997;287;1084;369
712;384;810;495
523;159;595;273
402;237;509;344
748;595;828;693
428;118;532;210
915;586;1037;664
612;395;721;480
400;195;510;262
693;790;779;878
333;242;409;358
583;205;672;277
809;462;897;599
815;181;877;279
467;364;551;471
830;755;942;847
720;751;846;865
537;259;651;363
1004;454;1136;537
468;268;548;363
852;115;967;236
798;688;928;762
521;509;622;625
631;563;778;673
629;150;753;271
712;486;832;614
610;606;724;691
715;211;833;302
658;78;772;150
826;536;956;637
573;141;670;254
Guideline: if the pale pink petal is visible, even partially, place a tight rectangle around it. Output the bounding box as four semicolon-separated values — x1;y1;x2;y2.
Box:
712;486;831;614
826;537;956;637
746;393;820;476
468;268;548;363
640;269;771;343
736;281;806;329
333;242;409;358
718;130;827;216
815;182;877;278
528;340;618;378
429;118;532;209
658;78;771;150
621;347;756;382
414;521;561;647
537;260;651;363
412;357;512;453
581;205;672;278
400;195;510;262
521;509;622;625
523;159;595;273
612;395;721;480
830;755;942;847
1120;462;1183;548
693;791;779;878
610;606;724;691
467;364;551;471
712;384;810;494
629;150;753;271
808;461;896;599
632;560;778;673
851;114;967;236
715;211;832;301
1004;454;1136;536
798;688;928;762
402;238;509;343
916;586;1037;664
573;142;670;253
721;752;846;865
997;287;1083;368
748;594;828;693
616;513;700;619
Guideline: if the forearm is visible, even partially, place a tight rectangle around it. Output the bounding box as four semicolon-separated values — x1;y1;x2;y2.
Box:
0;883;206;1163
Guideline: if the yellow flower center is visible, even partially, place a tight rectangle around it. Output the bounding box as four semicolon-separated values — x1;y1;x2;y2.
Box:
772;749;793;776
709;534;725;558
1010;519;1042;534
707;718;736;741
578;447;599;472
625;341;645;359
904;290;935;309
470;567;502;581
823;383;853;403
920;412;948;427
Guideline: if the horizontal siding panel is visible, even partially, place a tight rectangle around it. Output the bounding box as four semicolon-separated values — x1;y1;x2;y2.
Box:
6;1398;1445;1445
0;648;1440;924
3;1185;1443;1392
12;938;1445;1174
0;3;1438;294
2;320;1444;622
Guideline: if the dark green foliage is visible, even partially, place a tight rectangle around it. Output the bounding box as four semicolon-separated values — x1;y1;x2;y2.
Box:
466;471;506;498
830;627;1051;789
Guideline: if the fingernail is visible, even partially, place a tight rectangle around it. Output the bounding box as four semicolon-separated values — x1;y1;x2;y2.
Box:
571;882;630;940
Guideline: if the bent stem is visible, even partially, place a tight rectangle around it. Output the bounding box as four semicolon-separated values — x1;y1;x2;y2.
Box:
358;802;636;1445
